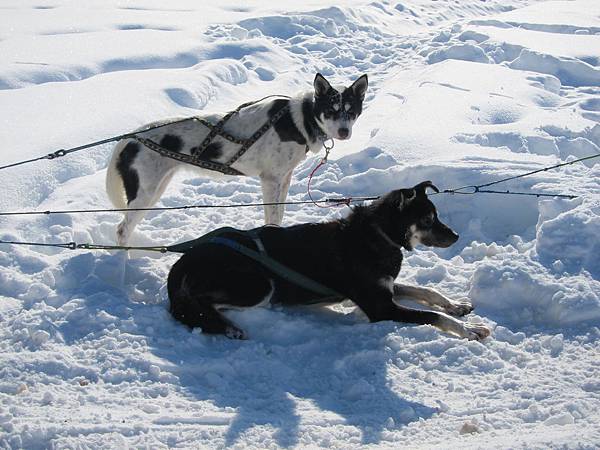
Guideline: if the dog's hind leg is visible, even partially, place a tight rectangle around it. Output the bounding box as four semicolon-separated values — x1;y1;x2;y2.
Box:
169;292;246;339
117;189;153;246
393;283;474;317
260;171;292;225
116;170;175;246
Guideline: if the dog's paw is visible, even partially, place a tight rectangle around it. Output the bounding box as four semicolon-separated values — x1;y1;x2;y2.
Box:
446;299;474;317
225;326;247;340
463;323;491;341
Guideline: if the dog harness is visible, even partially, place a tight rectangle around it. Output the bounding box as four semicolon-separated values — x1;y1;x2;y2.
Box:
168;226;344;302
129;96;315;176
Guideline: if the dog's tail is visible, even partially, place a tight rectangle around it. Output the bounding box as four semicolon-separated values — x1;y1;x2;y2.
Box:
105;141;127;209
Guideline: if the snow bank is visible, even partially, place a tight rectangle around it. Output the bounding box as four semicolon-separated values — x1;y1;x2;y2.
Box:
427;43;491;65
509;49;600;88
469;250;600;329
536;198;600;278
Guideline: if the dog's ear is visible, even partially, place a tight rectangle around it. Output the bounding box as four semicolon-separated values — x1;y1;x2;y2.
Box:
396;188;416;209
314;73;333;97
351;74;368;100
414;181;440;196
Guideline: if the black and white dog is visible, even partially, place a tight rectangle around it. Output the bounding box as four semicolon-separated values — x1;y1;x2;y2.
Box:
167;181;491;341
106;73;368;245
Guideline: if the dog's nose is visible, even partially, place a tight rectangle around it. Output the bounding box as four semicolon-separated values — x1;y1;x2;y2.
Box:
436;229;459;248
446;231;459;246
338;128;349;139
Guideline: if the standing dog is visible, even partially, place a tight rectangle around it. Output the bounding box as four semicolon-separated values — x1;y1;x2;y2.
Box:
106;73;368;245
167;181;491;341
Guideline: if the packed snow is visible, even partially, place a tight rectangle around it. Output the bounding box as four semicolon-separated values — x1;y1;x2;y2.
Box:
1;0;599;448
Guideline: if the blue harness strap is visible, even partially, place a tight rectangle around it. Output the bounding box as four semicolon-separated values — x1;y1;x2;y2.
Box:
167;227;344;301
167;226;240;253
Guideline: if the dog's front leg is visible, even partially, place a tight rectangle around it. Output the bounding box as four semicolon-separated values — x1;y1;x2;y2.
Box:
393;283;474;317
260;171;292;225
425;310;491;340
354;288;490;341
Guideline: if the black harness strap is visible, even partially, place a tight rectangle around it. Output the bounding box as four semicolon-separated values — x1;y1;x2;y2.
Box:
225;102;294;166
195;118;247;145
0;95;324;173
131;135;245;176
131;95;304;176
190;107;242;160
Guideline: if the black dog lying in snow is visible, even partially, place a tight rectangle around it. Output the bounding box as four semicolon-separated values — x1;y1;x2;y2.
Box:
167;181;490;341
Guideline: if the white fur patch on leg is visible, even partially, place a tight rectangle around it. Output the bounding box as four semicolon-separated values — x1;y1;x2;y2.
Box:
225;326;247;340
436;314;491;340
445;298;475;316
393;284;473;316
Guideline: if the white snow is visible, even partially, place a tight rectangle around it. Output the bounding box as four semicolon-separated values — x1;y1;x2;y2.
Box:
1;0;600;448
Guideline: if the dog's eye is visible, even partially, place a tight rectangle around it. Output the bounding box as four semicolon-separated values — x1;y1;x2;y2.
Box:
420;217;434;228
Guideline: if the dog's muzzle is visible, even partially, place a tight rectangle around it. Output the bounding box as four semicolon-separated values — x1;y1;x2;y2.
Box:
337;128;350;139
435;229;459;248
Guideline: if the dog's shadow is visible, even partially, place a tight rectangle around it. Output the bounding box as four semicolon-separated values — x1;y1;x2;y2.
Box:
151;305;437;447
49;253;435;446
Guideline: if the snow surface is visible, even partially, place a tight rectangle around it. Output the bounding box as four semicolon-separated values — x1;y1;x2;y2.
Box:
1;0;600;448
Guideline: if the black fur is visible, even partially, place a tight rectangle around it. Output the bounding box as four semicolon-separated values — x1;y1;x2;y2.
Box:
168;183;460;338
160;134;183;152
191;142;223;161
302;98;324;144
116;142;140;204
269;99;307;145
